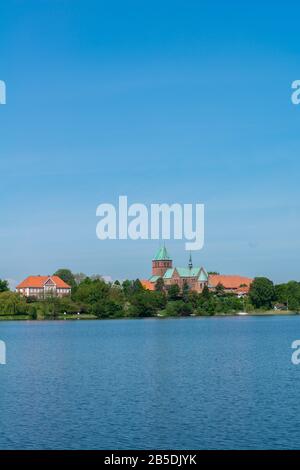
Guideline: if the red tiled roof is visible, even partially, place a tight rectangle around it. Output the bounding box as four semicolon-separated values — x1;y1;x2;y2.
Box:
16;276;71;289
140;279;156;291
236;286;251;293
209;275;252;290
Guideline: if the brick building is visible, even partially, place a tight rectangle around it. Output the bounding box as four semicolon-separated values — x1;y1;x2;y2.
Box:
141;246;252;295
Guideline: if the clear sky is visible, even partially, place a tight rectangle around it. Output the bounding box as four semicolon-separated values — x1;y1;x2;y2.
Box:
1;0;300;285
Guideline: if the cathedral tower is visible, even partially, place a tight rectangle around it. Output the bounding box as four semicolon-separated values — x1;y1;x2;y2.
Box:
152;246;173;277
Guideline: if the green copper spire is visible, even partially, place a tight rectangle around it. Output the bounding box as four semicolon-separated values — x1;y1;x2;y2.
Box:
153;245;171;261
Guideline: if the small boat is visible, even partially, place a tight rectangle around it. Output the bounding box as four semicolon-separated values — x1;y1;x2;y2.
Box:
236;312;248;316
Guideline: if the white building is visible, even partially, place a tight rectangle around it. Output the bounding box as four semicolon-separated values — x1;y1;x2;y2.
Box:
16;275;71;298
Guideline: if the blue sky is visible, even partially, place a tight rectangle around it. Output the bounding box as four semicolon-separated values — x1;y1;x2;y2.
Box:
1;0;300;284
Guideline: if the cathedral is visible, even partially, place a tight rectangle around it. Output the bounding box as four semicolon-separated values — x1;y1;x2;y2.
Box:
149;246;208;293
142;246;253;295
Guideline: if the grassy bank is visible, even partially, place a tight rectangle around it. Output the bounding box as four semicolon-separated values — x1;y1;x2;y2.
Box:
0;311;298;321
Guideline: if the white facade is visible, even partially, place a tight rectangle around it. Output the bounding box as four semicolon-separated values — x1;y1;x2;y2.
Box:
17;276;71;298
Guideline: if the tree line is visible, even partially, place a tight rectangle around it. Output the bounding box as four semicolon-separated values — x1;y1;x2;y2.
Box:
0;270;299;320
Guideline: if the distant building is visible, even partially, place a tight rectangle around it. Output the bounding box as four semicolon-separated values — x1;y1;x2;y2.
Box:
141;246;252;295
208;274;252;296
16;276;71;298
140;246;208;292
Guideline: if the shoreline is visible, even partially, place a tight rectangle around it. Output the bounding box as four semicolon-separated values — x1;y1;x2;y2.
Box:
0;310;298;321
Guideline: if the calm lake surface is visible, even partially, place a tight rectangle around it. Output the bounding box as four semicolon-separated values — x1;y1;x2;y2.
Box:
1;316;300;449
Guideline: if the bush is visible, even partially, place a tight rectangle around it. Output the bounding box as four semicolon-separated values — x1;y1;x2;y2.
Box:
165;301;194;317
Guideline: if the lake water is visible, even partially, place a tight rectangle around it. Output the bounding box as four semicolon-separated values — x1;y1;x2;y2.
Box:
0;316;300;449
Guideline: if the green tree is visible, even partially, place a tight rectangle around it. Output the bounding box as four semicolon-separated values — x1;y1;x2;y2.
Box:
0;292;28;316
275;281;300;311
168;284;180;301
109;285;125;304
249;277;275;309
132;279;144;293
91;301;110;318
129;291;157;317
197;286;216;315
201;285;210;301
54;269;76;289
178;301;193;316
166;300;193;317
152;291;167;310
197;299;216;316
58;296;81;315
155;277;164;292
215;283;225;296
182;281;190;302
40;295;61;318
122;280;133;297
215;294;243;314
188;290;199;309
74;277;110;305
0;279;9;292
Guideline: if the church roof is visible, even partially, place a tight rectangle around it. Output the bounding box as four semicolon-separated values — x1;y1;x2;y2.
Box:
163;267;203;279
176;267;201;277
163;268;175;279
149;275;160;282
153;246;171;261
198;268;208;281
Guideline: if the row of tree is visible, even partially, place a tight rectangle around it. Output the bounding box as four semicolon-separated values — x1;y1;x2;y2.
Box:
0;270;299;319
